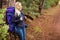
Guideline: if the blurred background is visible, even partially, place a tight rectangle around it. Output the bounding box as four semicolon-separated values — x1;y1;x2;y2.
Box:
0;0;60;40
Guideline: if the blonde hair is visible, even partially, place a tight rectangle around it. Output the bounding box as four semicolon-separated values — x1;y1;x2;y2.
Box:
15;2;22;8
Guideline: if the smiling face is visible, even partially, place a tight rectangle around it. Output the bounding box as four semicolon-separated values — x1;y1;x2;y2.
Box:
15;2;22;11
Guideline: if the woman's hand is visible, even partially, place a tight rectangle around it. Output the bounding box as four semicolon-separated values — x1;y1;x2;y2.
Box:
20;17;23;20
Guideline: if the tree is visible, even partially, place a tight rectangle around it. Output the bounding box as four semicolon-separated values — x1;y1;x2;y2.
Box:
0;0;2;8
39;0;45;14
0;0;16;8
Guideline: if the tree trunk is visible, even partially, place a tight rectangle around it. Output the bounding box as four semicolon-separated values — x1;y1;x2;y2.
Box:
0;0;2;8
0;0;16;8
39;0;44;14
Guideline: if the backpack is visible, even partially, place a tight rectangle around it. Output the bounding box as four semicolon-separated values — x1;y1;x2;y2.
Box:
4;7;15;25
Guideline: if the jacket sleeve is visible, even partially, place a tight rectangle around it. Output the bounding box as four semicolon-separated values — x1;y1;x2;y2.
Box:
11;16;20;23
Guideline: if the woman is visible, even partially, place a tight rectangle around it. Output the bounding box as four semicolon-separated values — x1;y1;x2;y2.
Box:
14;2;26;40
6;2;27;40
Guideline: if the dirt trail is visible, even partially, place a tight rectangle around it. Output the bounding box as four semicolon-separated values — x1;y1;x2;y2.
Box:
26;5;60;40
53;5;60;34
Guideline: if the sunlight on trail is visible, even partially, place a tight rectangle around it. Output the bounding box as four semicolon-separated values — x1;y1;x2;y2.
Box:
33;26;42;33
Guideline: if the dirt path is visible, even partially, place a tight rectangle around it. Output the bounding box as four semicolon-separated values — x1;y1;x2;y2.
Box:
26;5;60;40
53;5;60;34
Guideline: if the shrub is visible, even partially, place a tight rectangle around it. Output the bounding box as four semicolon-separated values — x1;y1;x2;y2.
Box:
43;0;59;9
0;8;8;40
0;24;9;40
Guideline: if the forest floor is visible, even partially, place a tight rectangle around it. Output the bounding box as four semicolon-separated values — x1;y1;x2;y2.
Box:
26;5;60;40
